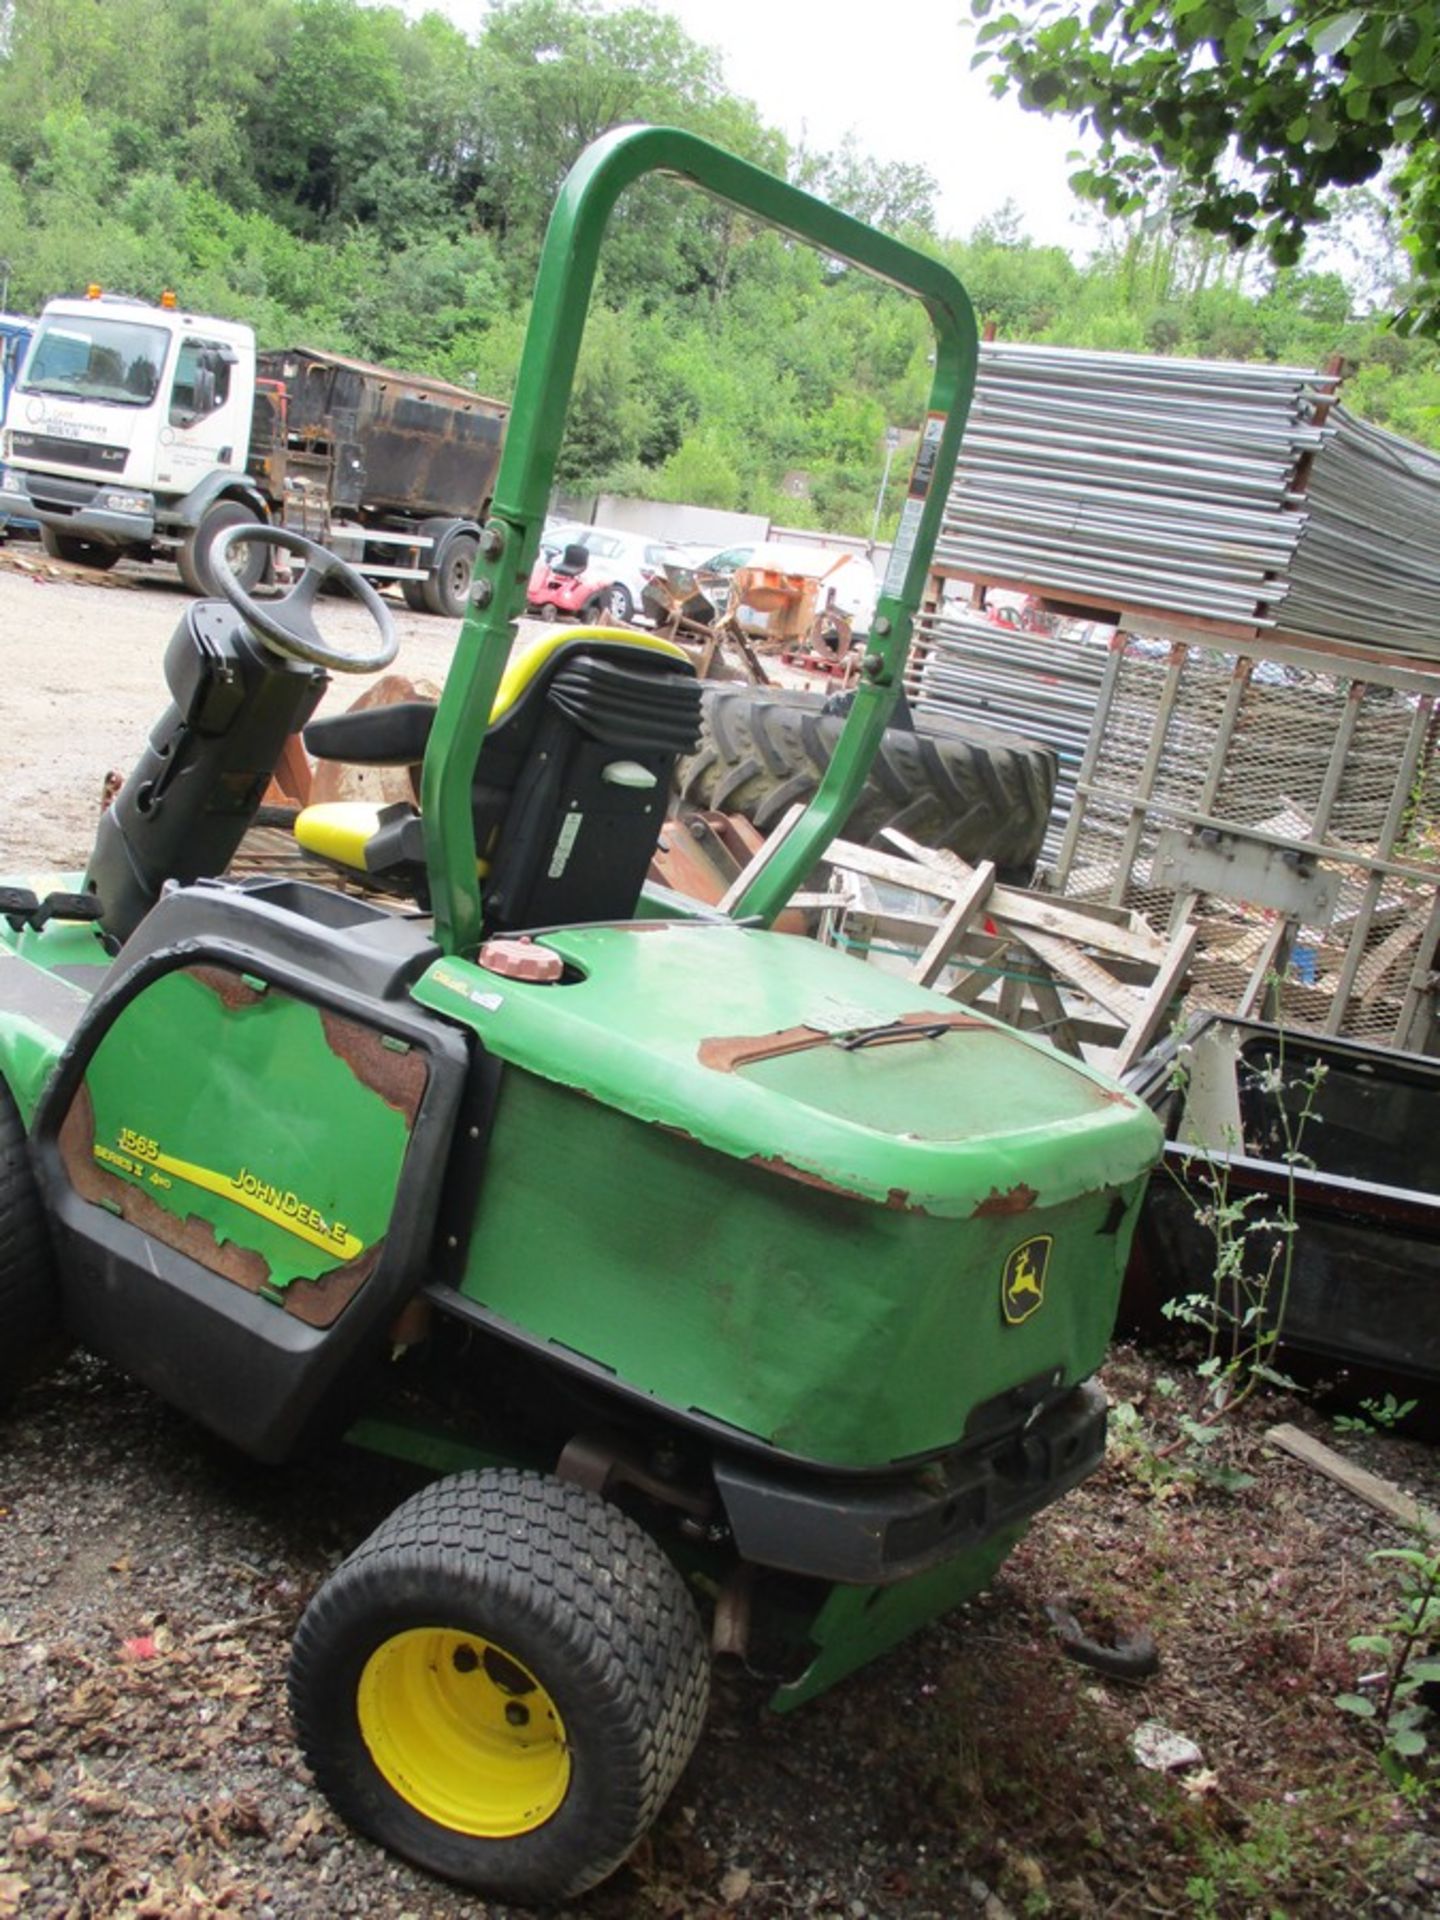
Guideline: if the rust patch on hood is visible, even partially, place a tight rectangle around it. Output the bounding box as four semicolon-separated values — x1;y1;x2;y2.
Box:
701;1009;986;1073
185;966;428;1122
702;1027;832;1072
745;1154;931;1214
747;1151;853;1197
972;1182;1039;1217
191;963;266;1013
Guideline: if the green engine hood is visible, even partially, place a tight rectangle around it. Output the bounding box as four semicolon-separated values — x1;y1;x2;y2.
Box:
412;923;1160;1217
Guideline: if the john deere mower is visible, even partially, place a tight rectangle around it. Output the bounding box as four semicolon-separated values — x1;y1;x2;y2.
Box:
0;128;1162;1904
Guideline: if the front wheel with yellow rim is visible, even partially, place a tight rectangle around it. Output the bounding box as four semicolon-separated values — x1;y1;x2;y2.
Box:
288;1468;710;1903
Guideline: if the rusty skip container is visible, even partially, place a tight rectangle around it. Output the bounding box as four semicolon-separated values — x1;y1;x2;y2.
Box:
253;348;507;520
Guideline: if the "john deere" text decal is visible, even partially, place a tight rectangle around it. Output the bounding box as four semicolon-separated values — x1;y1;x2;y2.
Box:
96;1127;362;1260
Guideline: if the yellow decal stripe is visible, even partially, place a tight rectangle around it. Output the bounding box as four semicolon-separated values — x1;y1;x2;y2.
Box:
107;1142;365;1261
156;1150;364;1259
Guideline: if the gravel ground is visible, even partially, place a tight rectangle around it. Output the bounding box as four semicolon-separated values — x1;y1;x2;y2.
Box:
3;551;1440;1919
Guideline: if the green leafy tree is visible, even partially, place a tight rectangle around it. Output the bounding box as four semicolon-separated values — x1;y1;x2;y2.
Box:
791;132;938;234
970;0;1440;333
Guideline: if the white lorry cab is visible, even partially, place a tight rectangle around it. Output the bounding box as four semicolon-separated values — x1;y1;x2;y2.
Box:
1;289;506;610
0;288;264;591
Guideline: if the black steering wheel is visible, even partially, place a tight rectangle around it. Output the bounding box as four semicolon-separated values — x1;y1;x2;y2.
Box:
212;523;399;674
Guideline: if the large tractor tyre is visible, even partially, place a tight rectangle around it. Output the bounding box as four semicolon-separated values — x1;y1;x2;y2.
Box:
422;527;479;619
178;500;266;598
677;686;1057;880
0;1082;66;1410
289;1468;710;1904
39;527;120;571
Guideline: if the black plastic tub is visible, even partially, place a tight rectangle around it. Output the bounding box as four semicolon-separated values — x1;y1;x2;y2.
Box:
1123;1013;1440;1432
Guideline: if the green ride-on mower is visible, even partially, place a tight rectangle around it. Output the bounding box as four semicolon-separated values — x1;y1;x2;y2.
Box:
0;128;1162;1904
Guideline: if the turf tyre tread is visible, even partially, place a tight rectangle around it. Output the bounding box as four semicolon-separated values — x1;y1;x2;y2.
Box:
678;686;1056;875
288;1467;709;1902
0;1081;64;1409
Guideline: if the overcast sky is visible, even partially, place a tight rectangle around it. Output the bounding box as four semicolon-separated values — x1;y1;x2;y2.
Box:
423;0;1096;252
656;0;1094;250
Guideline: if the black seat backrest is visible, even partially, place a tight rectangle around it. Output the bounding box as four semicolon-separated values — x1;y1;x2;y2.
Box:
302;637;701;932
551;541;590;578
477;647;700;931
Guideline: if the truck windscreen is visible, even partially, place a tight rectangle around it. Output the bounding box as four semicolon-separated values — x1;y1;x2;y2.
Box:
22;315;169;407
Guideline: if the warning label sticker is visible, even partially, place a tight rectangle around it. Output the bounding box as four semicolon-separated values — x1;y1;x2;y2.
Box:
881;412;947;600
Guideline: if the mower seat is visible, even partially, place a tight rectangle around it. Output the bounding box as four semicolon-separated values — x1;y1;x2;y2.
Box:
295;631;700;934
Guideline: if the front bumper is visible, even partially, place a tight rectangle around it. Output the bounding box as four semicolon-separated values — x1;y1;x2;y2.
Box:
713;1380;1107;1584
0;469;155;542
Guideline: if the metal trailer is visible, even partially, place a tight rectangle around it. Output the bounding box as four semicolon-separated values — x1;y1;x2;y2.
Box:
250;348;508;618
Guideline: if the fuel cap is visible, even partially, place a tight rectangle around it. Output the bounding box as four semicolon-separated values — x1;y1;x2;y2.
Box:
476;937;564;983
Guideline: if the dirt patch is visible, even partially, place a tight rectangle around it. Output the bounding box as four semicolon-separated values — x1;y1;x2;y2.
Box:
0;555;466;875
4;1351;1440;1919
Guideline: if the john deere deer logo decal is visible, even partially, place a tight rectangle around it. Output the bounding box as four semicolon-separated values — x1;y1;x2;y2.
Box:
1002;1235;1051;1325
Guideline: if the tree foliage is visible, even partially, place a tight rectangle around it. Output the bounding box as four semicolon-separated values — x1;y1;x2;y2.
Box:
0;0;1437;532
970;0;1440;334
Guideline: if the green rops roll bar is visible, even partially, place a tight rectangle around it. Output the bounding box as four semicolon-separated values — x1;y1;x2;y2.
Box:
420;124;978;955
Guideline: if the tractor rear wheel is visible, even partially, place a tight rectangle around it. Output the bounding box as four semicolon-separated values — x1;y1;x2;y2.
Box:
289;1468;709;1903
676;686;1056;880
0;1081;66;1410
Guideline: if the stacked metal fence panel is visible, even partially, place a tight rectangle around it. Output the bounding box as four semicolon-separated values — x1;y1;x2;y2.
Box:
1282;407;1440;654
936;343;1327;628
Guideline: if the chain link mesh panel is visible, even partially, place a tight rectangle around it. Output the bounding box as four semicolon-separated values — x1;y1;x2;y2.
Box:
1058;642;1440;1048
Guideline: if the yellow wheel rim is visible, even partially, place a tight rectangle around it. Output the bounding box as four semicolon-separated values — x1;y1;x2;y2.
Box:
357;1628;570;1838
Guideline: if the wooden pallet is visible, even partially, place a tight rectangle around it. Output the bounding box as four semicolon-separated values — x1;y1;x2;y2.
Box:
721;821;1196;1071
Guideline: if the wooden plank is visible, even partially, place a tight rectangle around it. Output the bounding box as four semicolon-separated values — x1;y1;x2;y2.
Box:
835;869;881;962
1266;1423;1440;1538
997;965;1027;1027
1017;927;1143;1027
993;887;1166;969
909;860;996;988
717;802;805;916
1025;962;1084;1057
874;828;1166;964
1356;918;1421;1004
946;935;1012;1007
1111;920;1198;1075
826;837;965;900
834;836;1158;957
